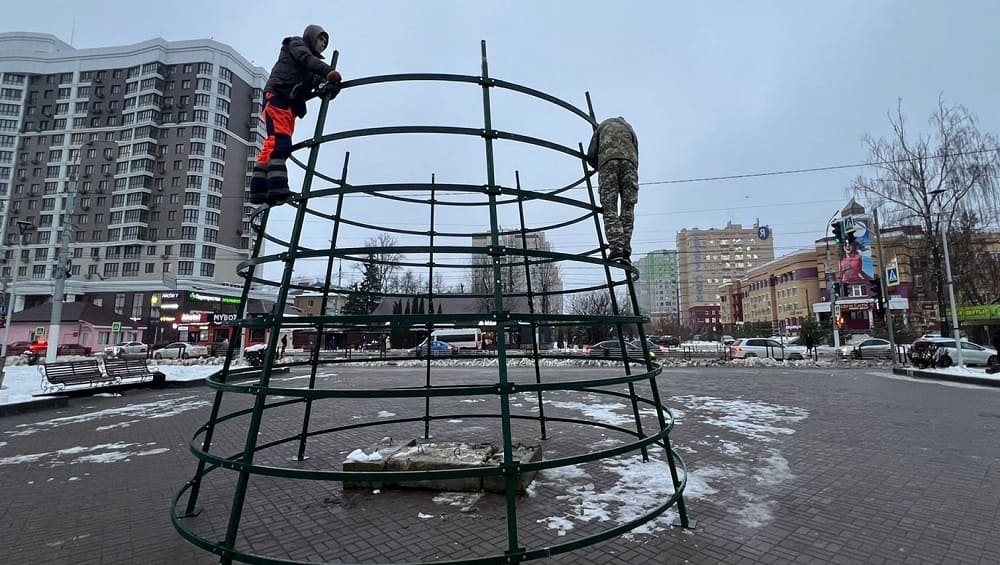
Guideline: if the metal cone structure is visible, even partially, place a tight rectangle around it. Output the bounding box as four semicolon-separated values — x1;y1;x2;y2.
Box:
172;41;691;565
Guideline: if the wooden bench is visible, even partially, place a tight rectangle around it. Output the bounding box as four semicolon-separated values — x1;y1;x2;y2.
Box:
40;360;117;393
104;359;164;385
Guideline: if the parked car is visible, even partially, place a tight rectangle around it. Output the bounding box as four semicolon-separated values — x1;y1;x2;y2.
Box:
23;340;93;357
730;338;806;360
653;335;681;348
409;339;456;358
152;342;209;360
630;338;666;353
585;340;656;361
841;338;895;360
4;341;33;356
908;338;997;368
721;335;736;346
104;341;148;358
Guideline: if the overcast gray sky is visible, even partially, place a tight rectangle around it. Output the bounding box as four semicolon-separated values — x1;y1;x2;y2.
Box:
5;1;999;289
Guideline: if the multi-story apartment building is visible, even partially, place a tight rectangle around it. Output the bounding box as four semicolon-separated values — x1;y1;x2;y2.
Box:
719;249;820;333
471;231;564;315
0;32;268;345
676;222;775;328
635;249;680;320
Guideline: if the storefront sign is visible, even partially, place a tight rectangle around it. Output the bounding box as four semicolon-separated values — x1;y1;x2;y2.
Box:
212;313;239;325
188;292;242;305
177;312;208;324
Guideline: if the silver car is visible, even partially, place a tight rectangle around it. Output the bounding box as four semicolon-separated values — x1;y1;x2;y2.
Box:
919;338;997;367
104;341;148;358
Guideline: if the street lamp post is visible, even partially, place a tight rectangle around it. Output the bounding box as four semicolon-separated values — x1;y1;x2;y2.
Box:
929;189;964;367
0;220;38;389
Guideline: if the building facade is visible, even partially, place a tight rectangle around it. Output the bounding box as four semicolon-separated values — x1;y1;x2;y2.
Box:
0;32;270;346
471;231;564;315
635;249;680;321
676;222;775;328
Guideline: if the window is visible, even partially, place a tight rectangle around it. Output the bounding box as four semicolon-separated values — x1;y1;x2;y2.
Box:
196;78;212;92
197;63;213;75
218;67;232;82
194;93;210;107
181;226;197;240
122;262;140;277
213;114;228;128
215;99;229;113
178;261;194;276
200;263;215;277
210;145;225;160
104;262;120;279
183;209;199;223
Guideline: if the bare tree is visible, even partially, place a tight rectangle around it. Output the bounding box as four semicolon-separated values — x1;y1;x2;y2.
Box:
852;99;1000;333
359;233;402;294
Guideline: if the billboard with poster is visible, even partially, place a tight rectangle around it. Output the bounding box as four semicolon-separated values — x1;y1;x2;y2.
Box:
838;216;874;288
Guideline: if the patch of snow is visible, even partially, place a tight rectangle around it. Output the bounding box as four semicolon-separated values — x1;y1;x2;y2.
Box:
543;400;632;427
417;512;434;519
376;411;396;418
344;449;383;463
5;396;209;437
671;395;809;441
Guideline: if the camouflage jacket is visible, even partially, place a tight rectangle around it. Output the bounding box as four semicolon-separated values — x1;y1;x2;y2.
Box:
586;117;638;169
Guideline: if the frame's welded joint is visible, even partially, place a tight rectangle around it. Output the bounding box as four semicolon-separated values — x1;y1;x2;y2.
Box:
480;128;500;140
487;245;507;257
494;381;517;395
500;460;523;475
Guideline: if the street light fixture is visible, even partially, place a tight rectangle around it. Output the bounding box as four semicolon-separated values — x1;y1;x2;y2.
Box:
928;189;964;367
0;220;37;389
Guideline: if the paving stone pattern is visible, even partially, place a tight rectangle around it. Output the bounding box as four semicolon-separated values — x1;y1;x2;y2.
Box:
0;366;998;564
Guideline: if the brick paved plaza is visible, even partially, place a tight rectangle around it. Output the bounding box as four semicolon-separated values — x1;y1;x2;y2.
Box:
1;365;999;564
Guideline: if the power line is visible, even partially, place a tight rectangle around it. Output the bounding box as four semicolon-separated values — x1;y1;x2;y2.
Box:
639;146;1000;186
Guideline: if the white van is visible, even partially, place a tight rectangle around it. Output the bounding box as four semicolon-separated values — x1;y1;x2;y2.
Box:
431;328;483;350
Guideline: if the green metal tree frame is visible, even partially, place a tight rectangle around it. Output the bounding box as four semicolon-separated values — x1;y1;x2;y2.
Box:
171;41;692;565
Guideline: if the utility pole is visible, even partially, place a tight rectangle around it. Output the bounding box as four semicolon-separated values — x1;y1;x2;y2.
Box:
47;150;81;363
941;224;964;366
827;211;841;350
872;208;897;366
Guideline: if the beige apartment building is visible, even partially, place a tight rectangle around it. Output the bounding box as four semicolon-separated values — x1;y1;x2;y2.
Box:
720;249;821;333
677;222;775;327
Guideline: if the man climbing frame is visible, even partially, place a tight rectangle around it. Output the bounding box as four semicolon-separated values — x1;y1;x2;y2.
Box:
587;116;639;266
251;24;343;206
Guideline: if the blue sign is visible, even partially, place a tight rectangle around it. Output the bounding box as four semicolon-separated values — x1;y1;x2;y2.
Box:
757;226;770;240
886;266;900;287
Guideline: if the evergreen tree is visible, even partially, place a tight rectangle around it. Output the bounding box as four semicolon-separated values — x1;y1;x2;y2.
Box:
341;255;382;315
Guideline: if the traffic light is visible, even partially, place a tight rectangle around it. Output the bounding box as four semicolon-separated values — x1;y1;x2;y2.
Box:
0;314;5;329
830;221;844;243
832;281;840;300
870;277;885;314
835;314;844;327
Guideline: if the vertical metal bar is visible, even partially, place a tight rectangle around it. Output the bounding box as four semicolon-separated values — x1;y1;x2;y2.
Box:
424;174;436;439
578;140;648;461
480;40;521;561
218;51;339;563
296;152;351;460
184;188;273;518
514;171;546;440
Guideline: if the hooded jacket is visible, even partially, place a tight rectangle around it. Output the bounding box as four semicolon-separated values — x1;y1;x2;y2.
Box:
264;25;335;107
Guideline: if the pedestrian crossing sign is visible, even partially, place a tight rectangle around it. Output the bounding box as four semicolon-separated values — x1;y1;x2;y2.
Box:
886;265;900;287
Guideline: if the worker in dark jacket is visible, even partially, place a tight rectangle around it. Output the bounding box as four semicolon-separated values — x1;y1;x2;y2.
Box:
251;24;343;206
587;116;639;266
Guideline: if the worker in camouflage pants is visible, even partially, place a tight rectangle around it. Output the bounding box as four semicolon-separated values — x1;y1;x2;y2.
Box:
587;116;639;266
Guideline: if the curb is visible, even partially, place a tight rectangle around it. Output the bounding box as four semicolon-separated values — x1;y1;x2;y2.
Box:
0;395;69;417
891;367;1000;388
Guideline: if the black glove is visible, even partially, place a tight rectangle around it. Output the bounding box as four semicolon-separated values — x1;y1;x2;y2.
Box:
316;80;342;100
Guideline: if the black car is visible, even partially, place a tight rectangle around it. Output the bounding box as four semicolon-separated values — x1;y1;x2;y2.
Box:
654;335;681;348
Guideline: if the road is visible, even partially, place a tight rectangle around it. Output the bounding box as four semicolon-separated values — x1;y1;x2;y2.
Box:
0;365;998;564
